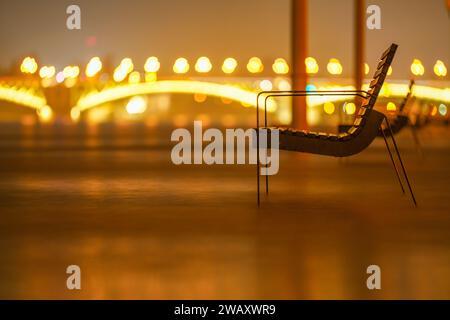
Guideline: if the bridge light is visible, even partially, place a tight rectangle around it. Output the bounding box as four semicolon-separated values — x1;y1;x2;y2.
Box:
20;57;38;74
323;102;335;115
272;58;289;74
327;58;343;75
411;59;425;76
431;105;438;116
434;60;447;77
259;79;273;91
126;96;147;114
63;66;80;79
72;80;280;113
277;78;291;91
386;102;397;111
344;102;356;115
364;63;370;75
120;58;134;74
86;57;102;78
173;58;189;74
128;71;141;84
194;93;207;103
39;66;56;79
222;58;237;74
56;71;65;83
195;57;212;73
113;67;127;82
145;72;157;82
71;107;81;122
439;104;448;116
72;66;80;78
247;57;263;73
305;57;319;74
37;105;53;122
144;56;160;73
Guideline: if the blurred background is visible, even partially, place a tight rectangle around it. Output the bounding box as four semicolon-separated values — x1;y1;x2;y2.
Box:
0;0;448;132
0;0;449;299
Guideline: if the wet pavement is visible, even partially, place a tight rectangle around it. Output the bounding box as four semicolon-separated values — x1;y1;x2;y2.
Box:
0;125;449;299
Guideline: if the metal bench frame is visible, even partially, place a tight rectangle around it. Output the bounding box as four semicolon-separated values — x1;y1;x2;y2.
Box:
255;43;417;207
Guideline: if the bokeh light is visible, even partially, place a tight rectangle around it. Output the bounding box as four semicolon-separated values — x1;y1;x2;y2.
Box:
327;58;343;75
195;57;212;73
344;102;356;115
386;102;397;111
39;66;56;79
173;58;190;74
20;57;38;74
259;79;273;91
272;58;289;74
305;57;319;74
126;96;147;114
85;57;102;78
144;57;160;73
434;60;447;77
222;58;238;74
411;59;425;76
247;57;263;73
323;102;335;115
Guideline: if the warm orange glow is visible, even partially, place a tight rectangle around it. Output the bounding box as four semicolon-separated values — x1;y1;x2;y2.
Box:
411;59;425;76
386;102;397;111
86;57;102;77
126;96;147;114
259;80;273;91
272;58;289;74
128;71;141;84
194;93;207;103
173;58;190;74
195;57;212;73
39;66;56;79
327;58;343;75
323;102;335;114
63;66;80;79
439;104;448;116
431;105;438;116
364;63;370;75
222;58;238;74
145;72;157;82
247;57;263;73
37;105;53;122
305;57;319;74
120;58;134;74
144;57;160;73
344;102;356;115
20;57;38;74
434;60;447;77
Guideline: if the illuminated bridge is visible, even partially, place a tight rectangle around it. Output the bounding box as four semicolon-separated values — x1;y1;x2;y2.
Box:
0;55;448;126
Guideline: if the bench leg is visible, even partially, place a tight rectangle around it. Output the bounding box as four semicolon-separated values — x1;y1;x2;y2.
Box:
385;118;418;207
257;136;261;207
381;124;405;194
257;99;260;207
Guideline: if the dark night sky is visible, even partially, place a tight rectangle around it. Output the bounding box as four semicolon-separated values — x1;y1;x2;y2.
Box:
0;0;448;78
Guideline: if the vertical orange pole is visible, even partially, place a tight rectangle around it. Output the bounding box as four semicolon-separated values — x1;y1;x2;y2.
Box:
291;0;308;130
355;0;365;106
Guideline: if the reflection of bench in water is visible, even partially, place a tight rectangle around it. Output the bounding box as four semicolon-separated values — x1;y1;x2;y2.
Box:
256;43;417;207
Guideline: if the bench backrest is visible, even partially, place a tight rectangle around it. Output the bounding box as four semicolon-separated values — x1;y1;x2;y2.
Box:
347;43;398;136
